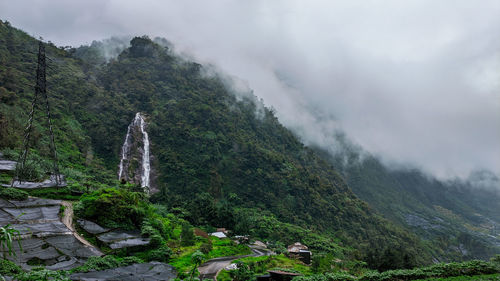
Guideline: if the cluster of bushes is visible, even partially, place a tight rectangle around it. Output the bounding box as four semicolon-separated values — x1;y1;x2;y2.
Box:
74;187;148;229
0;187;28;200
71;255;143;273
294;259;500;281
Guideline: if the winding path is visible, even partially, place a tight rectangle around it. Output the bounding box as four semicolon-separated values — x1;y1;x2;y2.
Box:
198;246;270;280
61;201;102;251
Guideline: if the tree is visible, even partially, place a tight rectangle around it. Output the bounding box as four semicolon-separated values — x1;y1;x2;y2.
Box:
180;223;195;246
189;250;204;280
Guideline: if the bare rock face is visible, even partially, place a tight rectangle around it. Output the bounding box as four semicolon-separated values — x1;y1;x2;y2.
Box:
118;112;157;194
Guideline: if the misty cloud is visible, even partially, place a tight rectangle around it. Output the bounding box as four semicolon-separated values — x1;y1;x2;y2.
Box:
1;0;499;180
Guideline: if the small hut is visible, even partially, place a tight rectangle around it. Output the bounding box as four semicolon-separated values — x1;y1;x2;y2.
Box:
287;242;311;264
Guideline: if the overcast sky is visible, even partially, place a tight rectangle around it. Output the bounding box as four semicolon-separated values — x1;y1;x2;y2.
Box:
1;0;499;180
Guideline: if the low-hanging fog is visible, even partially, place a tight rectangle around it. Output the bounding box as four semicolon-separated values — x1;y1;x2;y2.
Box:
1;0;499;182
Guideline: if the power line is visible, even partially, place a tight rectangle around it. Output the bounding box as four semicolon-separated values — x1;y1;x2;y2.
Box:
12;41;61;187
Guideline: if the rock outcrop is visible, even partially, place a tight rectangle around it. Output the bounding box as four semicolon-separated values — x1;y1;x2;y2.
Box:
118;113;157;194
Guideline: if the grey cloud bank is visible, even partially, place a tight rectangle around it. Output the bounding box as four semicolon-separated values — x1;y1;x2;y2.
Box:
1;0;499;180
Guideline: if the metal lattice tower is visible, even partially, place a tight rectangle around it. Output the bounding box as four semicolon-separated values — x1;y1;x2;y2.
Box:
12;41;61;187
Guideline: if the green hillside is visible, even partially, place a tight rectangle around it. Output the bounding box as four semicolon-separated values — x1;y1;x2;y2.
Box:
319;138;500;261
0;20;432;269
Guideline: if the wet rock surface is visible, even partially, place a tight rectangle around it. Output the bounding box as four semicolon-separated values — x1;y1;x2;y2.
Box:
0;197;101;270
97;230;142;243
109;237;151;249
0;159;16;171
77;219;110;235
70;262;177;281
78;219;151;249
2;174;68;189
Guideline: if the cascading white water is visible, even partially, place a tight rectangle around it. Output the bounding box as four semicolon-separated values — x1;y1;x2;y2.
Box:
138;114;150;188
118;121;133;180
117;112;151;190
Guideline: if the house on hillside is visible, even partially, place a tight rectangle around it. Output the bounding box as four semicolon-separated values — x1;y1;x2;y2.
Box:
287;242;311;264
209;228;230;238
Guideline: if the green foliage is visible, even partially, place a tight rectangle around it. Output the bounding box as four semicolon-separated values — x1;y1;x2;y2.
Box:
417;274;500;280
181;223;195;246
74;187;147;229
0;224;22;259
326;147;500;261
0;187;28;200
230;262;256;281
14;267;69;281
293;272;357;281
25;186;81;200
189;250;205;280
71;255;144;273
144;245;172;262
0;259;22;275
0;22;431;264
295;260;500;281
200;242;212;254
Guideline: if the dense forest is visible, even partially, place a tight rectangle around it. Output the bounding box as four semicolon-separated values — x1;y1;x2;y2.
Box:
318;136;500;261
0;20;435;270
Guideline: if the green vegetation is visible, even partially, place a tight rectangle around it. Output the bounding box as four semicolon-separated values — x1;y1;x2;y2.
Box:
0;224;22;259
13;267;70;281
1;19;498;281
71;255;144;273
293;260;500;281
0;187;28;200
417;274;500;280
74;188;148;229
0;19;431;269
0;259;22;276
324;143;500;262
218;255;313;281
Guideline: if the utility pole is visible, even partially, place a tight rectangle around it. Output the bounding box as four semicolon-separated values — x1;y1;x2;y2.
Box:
12;41;61;187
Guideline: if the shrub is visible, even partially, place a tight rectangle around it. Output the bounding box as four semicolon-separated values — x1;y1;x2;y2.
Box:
294;273;357;281
74;188;146;229
0;187;28;200
200;242;213;255
145;245;172;262
14;267;70;281
181;223;195;246
71;255;144;273
0;259;23;275
229;262;255;281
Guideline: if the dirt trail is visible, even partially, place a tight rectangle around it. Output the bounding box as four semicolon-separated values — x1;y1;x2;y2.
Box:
61;201;101;251
198;247;270;280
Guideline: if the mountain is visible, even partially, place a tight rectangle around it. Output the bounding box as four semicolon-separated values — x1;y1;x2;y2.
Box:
320;137;500;261
0;20;432;269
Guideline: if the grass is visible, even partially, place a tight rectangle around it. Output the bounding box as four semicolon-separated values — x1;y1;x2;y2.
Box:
417;274;500;280
169;242;205;275
217;254;313;281
207;237;252;259
168;237;251;276
25;186;82;200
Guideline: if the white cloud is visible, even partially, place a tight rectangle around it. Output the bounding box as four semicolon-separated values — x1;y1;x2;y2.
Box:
1;0;499;179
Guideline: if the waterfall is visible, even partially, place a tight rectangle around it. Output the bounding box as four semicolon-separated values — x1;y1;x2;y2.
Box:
138;114;150;188
117;112;151;190
118;121;133;180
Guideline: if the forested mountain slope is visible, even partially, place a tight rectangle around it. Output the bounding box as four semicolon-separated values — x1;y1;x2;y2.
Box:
320;138;500;261
0;20;444;267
